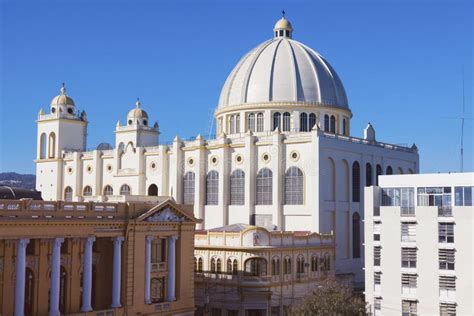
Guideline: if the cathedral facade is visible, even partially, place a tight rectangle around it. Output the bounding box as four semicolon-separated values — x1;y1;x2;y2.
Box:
35;17;419;281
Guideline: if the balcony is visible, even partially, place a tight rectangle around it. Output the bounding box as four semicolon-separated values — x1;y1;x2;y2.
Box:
400;207;415;217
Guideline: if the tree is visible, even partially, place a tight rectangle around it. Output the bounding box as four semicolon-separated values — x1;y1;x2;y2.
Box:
291;278;367;316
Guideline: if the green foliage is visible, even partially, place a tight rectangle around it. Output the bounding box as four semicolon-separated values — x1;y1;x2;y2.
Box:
291;279;367;316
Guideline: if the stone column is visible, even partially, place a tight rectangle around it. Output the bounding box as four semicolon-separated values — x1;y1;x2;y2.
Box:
111;237;125;308
144;236;155;304
49;238;64;316
167;235;179;301
14;238;29;316
81;236;95;312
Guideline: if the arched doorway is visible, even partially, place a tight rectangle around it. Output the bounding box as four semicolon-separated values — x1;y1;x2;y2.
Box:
148;184;158;196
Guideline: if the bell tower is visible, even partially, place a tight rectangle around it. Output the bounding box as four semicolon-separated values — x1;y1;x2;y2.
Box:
35;84;88;200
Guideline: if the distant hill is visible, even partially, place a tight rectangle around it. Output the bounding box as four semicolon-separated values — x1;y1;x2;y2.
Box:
0;172;36;190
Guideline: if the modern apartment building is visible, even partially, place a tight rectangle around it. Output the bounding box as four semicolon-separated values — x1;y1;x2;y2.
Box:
364;173;473;316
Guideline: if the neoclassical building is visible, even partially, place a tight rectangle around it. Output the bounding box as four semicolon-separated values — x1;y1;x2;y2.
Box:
193;224;336;316
0;197;199;316
35;17;419;281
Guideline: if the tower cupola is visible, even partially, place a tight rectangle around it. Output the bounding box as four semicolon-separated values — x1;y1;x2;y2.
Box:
50;83;76;116
273;12;293;39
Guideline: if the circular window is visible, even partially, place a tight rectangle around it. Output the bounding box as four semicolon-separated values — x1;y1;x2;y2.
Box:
262;153;271;163
143;120;148;126
67;167;73;174
235;154;244;165
150;161;157;170
210;156;218;166
86;165;93;174
67;108;73;114
290;151;300;162
51;107;56;113
128;120;132;125
106;164;113;173
187;157;195;166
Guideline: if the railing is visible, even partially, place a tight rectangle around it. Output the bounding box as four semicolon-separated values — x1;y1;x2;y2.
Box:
438;206;453;217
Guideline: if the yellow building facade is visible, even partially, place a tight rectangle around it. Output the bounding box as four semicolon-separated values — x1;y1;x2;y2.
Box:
0;197;199;316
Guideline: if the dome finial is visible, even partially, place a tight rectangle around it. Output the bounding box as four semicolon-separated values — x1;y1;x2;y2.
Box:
135;97;141;108
282;10;286;18
60;82;66;95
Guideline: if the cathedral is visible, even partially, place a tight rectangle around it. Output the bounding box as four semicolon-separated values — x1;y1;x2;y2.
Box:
35;16;419;281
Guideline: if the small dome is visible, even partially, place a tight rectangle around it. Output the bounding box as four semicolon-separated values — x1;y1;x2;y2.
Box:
274;17;293;32
127;99;149;119
50;84;75;106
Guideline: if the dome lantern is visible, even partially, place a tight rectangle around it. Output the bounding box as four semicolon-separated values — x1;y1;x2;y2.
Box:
274;12;293;39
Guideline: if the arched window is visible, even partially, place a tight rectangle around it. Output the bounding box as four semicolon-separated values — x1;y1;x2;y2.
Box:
248;113;255;132
330;115;336;133
183;172;195;205
322;253;331;271
283;257;292;275
64;186;73;202
148;184;158;196
271;257;280;275
230;169;245;205
282;112;291;131
211;257;216;273
324;115;330;132
309;113;316;130
25;268;34;316
216;258;222;273
311;255;318;272
256;113;264;132
103;185;113;196
273;112;281;130
227;258;233;274
233;259;238;275
398;167;404;174
284;167;304;205
198;257;203;272
48;132;56;158
39;133;47;159
83;186;92;196
366;163;373;187
300;113;308;131
352;162;360;202
296;255;305;274
408;168;414;174
244;258;267;276
376;164;383;186
59;266;67;313
194;257;198;272
229;115;235;134
227;258;238;275
386;166;393;175
206;171;219;205
118;142;125;151
352;212;361;258
256;168;273;205
342;118;347;135
235;114;240;133
120;184;131;195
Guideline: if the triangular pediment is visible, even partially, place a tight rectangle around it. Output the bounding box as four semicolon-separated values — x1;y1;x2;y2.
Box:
136;198;199;223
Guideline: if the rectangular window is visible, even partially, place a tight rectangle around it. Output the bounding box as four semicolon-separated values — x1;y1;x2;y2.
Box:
374;246;381;266
440;303;456;316
401;223;416;242
439;275;456;298
439;249;455;270
382;187;415;216
417;187;452;207
374;271;381;292
455;186;473;206
374;297;382;314
151;239;166;264
401;248;417;268
438;223;454;243
373;222;381;241
401;273;417;288
402;300;417;316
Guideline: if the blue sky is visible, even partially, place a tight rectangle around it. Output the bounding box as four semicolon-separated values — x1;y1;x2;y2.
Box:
1;0;472;174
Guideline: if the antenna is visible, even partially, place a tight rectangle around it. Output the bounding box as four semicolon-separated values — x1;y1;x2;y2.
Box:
207;107;215;139
460;69;465;172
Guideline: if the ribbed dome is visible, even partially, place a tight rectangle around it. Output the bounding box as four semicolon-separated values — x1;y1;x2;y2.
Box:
51;84;75;106
218;27;349;110
127;99;148;119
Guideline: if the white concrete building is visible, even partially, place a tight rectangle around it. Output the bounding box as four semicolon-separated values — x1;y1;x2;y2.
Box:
35;16;419;282
364;173;474;316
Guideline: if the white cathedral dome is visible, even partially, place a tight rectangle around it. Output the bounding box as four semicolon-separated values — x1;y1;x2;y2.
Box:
218;17;349;111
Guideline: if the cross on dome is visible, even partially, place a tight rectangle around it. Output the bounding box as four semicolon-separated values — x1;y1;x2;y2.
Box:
60;82;66;95
136;98;141;108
